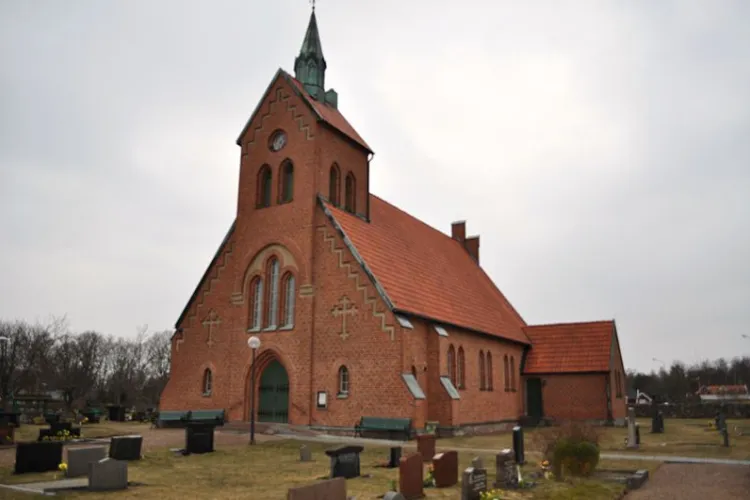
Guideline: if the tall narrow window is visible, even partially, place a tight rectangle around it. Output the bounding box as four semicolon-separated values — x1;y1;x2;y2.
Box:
329;164;340;206
457;347;465;389
344;172;356;213
265;257;280;329
338;366;349;395
504;355;510;392
249;277;263;330
487;352;494;391
510;356;516;391
447;345;456;387
479;351;486;391
279;161;294;203
257;165;272;208
282;273;296;327
202;368;212;396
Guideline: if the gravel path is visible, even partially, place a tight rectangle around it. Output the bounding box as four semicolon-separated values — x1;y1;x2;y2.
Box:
627;463;750;500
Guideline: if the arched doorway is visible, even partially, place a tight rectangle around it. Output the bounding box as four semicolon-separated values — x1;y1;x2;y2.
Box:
257;359;289;423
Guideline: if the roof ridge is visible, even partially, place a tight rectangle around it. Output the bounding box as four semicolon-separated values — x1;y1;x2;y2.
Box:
525;319;614;329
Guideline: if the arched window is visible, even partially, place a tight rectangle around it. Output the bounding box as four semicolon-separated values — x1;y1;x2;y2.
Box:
504;354;510;392
264;257;280;329
479;350;486;391
510;356;516;391
202;368;212;396
457;347;465;390
281;272;296;327
487;352;494;391
249;276;263;330
329;164;340;206
257;165;272;208
447;345;456;386
338;366;349;395
279;160;294;203
344;172;356;213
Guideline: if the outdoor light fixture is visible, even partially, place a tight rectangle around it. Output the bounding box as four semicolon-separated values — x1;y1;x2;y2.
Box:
248;336;261;445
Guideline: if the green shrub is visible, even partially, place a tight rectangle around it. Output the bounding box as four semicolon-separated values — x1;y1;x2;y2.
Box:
553;439;600;477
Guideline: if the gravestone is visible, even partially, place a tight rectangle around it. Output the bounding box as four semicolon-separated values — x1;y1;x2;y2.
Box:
14;441;64;474
325;445;363;479
494;449;517;489
287;477;347;500
398;453;423;500
185;423;215;454
109;435;142;460
471;456;483;469
107;405;126;422
461;466;488;500
88;458;128;491
67;446;108;478
512;426;525;464
416;434;435;463
300;444;312;462
383;493;406;500
626;407;638;449
388;446;402;468
432;450;458;487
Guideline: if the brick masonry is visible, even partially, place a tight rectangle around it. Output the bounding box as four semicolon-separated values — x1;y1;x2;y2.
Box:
159;70;626;430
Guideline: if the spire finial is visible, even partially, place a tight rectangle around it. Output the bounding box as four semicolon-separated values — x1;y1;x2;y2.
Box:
310;0;315;12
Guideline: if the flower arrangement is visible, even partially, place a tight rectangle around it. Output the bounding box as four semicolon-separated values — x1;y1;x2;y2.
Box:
540;459;553;480
479;489;505;500
423;463;436;487
58;462;68;473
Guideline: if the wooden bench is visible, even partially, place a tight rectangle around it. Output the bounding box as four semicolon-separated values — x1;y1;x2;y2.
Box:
156;409;226;428
354;416;412;441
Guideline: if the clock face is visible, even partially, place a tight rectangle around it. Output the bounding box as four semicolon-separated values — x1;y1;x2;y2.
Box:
269;130;287;152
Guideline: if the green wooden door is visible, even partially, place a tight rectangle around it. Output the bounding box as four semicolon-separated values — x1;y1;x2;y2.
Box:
258;360;289;423
526;377;544;419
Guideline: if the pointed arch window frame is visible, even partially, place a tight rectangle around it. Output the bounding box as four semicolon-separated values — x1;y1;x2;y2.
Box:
344;172;356;213
257;165;272;208
278;160;294;204
264;257;281;330
447;344;456;387
479;350;486;391
202;368;213;396
487;351;494;391
329;164;341;206
338;365;350;397
280;272;296;329
504;354;510;392
457;346;466;390
248;275;264;332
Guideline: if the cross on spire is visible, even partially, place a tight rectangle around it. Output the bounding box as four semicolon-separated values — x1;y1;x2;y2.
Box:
310;0;315;11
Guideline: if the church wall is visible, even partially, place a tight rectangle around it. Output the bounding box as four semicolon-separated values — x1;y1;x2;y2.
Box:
402;318;430;429
539;374;609;421
609;336;627;420
311;211;411;428
438;327;525;426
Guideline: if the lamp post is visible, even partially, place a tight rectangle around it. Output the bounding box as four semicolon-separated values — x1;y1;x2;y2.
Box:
247;336;261;445
0;336;9;411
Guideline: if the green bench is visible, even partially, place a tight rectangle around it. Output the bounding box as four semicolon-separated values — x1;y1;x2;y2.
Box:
156;409;226;428
354;416;412;441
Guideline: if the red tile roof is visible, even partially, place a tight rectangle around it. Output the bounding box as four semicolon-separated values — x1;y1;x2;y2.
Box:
286;74;372;153
522;321;615;374
321;195;530;345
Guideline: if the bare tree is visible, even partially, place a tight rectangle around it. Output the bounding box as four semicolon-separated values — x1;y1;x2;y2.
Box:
52;331;107;410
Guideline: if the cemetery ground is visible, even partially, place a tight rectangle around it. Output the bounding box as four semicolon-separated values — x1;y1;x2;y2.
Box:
441;418;750;461
0;436;648;500
0;418;744;499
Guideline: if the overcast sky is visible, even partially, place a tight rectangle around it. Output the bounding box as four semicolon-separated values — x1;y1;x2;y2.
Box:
1;0;748;373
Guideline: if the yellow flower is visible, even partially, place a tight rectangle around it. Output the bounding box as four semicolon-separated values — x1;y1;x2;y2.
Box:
58;462;68;472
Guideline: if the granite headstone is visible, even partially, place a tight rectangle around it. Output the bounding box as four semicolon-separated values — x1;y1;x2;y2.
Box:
432;451;458;487
398;453;423;500
461;466;488;500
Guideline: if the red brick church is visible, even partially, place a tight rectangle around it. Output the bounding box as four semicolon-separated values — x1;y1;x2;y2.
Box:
159;10;628;432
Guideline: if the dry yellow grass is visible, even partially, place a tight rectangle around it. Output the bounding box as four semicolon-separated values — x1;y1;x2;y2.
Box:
438;418;750;460
0;439;630;499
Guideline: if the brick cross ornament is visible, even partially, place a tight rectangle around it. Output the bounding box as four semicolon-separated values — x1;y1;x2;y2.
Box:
202;310;221;347
331;296;357;340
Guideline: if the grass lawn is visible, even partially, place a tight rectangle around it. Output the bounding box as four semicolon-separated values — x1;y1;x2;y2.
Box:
13;422;152;443
0;439;635;499
438;418;750;461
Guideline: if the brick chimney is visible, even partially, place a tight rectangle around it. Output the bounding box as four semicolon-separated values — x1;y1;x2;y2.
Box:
451;221;466;243
451;221;480;264
465;236;480;263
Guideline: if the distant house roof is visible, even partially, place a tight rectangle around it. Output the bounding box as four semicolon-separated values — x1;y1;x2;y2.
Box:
522;320;616;374
696;384;749;396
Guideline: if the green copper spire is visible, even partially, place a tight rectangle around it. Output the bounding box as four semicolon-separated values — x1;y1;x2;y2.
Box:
294;9;327;100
